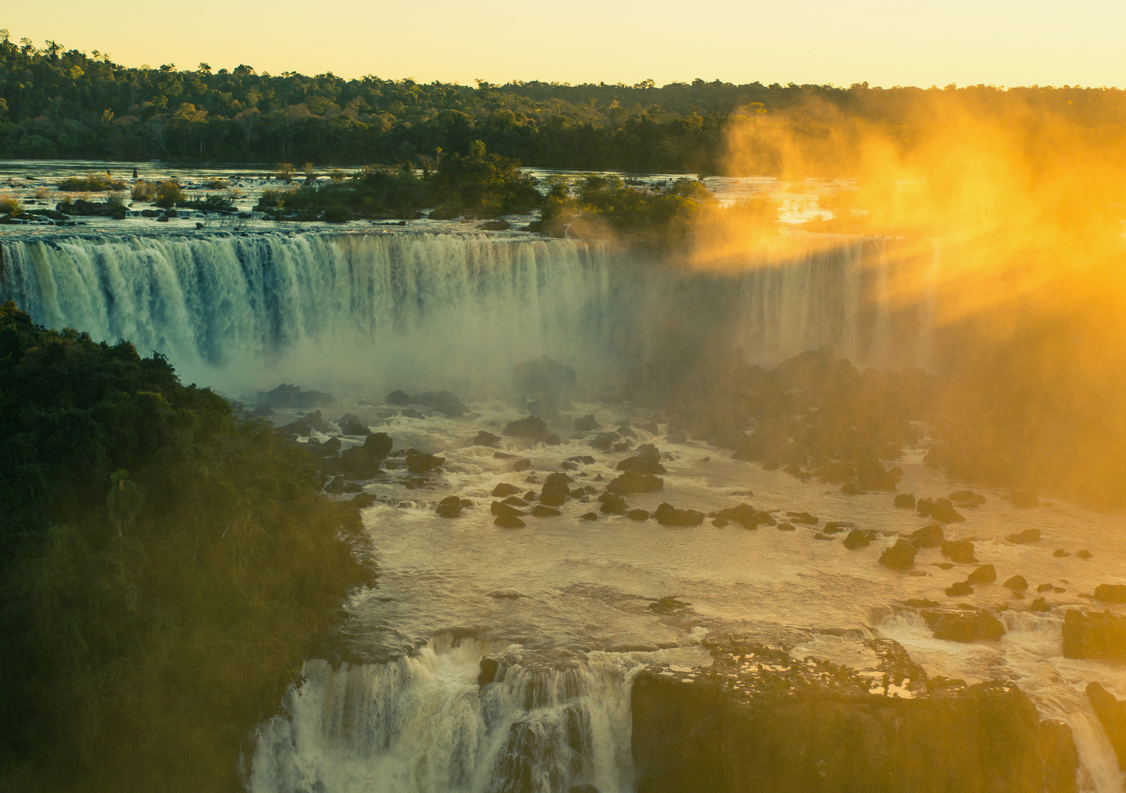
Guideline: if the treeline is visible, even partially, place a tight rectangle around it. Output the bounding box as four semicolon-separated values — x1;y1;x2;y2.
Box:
1;30;1125;173
0;302;375;791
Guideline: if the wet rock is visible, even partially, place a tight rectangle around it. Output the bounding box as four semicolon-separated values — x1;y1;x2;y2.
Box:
1096;584;1126;604
1010;490;1040;508
598;492;628;515
492;483;521;497
1064;610;1126;662
503;415;549;439
1040;719;1079;793
905;598;940;608
894;493;916;509
589;431;620;451
540;476;571;506
617;443;667;475
491;501;526;518
339;413;370;436
776;522;795;531
879;539;918;570
1053;549;1070;557
513;459;532;472
607;471;663;495
948;490;986;507
941;540;976;564
512;355;577;400
1037;583;1054;593
627;509;650;521
532;505;561;517
478;657;499;687
821;521;850;534
968;564;997;584
363;432;393;461
786;511;818;525
1076;550;1093;559
1088;682;1126;773
573;414;600;432
501;496;528;508
435;495;463;518
317;437;343;457
474;430;501;447
400;408;425;419
494;514;526;528
580;512;598;521
925;610;1006;642
945;581;974;597
843;530;876;549
654;503;705;527
921;497;965;524
404;448;444;474
338;446;382;478
714;503;764;529
907;524;945;548
1030;598;1050;612
1007;529;1041;544
257;383;334;409
1004;575;1029;591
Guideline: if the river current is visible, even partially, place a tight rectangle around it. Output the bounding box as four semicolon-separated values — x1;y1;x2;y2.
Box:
2;211;1124;791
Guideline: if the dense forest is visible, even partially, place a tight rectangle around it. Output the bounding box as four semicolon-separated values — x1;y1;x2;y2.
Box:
0;302;376;792
1;30;1125;173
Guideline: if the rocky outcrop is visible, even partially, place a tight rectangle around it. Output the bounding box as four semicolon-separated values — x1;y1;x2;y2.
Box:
1087;683;1126;774
631;637;1066;793
1062;610;1126;662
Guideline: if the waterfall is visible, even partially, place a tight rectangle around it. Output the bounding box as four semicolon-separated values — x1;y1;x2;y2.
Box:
0;230;936;396
246;636;643;793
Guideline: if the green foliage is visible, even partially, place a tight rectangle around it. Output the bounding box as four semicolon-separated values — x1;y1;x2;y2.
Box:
56;172;127;192
177;193;234;212
153;181;183;208
0;302;375;792
531;174;718;244
130;180;157;201
0;194;21;215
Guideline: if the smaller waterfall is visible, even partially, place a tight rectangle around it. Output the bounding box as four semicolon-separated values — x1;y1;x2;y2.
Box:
247;636;644;793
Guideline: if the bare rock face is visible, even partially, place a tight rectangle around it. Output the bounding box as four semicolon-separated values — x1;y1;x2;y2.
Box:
631;636;1064;793
1088;682;1126;774
1063;610;1126;662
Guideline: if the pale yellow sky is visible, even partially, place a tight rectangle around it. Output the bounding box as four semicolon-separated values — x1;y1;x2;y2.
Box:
4;0;1122;87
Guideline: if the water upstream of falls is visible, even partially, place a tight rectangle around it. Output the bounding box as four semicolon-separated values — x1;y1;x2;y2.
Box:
3;229;1125;792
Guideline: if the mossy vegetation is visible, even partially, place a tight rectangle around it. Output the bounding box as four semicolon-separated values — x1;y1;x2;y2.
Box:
0;302;375;792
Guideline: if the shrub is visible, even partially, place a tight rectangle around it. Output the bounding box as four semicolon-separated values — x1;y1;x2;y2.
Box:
154;181;184;208
57;172;128;192
131;181;157;202
0;194;21;215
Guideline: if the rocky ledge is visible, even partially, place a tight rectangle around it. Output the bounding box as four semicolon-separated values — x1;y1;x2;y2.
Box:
632;635;1076;793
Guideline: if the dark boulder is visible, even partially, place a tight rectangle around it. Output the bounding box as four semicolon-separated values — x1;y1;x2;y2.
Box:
474;430;501;447
491;501;526;518
1004;575;1029;591
478;657;499;687
494;514;526;528
1040;720;1079;793
363;432;393;460
436;495;463;518
492;483;521;497
949;490;986;507
968;564;997;584
598;492;628;515
1030;598;1050;612
926;610;1006;642
941;540;977;564
908;524;945;548
654;503;705;527
843;530;876;549
338;446;382;478
1088;682;1126;773
532;505;561;517
627;509;650;521
1063;610;1126;662
945;581;974;597
540;476;571;507
385;390;411;405
1007;529;1041;544
925;497;965;524
894;493;916;509
513;458;532;472
573;414;599;431
607;471;663;495
503;415;549;439
1095;584;1126;604
617;443;667;475
786;511;818;525
339;413;371;436
580;512;599;521
404;448;444;474
879;539;917;570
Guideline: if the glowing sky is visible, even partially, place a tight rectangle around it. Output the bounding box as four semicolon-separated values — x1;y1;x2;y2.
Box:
4;0;1122;87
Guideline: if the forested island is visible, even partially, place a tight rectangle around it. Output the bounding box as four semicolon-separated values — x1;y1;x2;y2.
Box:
1;29;1124;173
0;303;376;791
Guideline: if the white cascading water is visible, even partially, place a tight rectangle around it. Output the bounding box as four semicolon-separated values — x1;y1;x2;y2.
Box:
247;636;644;793
0;230;935;397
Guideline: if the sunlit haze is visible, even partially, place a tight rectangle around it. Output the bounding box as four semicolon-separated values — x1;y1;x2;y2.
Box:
5;0;1124;86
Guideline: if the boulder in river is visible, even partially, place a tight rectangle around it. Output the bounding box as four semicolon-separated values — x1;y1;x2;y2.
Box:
908;524;945;548
843;530;876;549
968;564;997;584
338;446;382;478
1004;575;1029;591
894;493;916;509
617;443;666;475
1064;610;1126;662
945;581;974;597
1007;529;1041;544
654;503;705;527
949;490;986;507
338;413;371;436
925;610;1006;642
1087;682;1126;773
494;514;526;528
573;414;600;432
1040;720;1079;793
492;483;521;497
941;540;977;564
919;497;965;524
503;415;549;439
435;495;462;518
404;448;444;474
607;471;663;495
473;430;501;447
597;492;628;515
363;432;393;461
879;539;917;570
1095;584;1126;604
